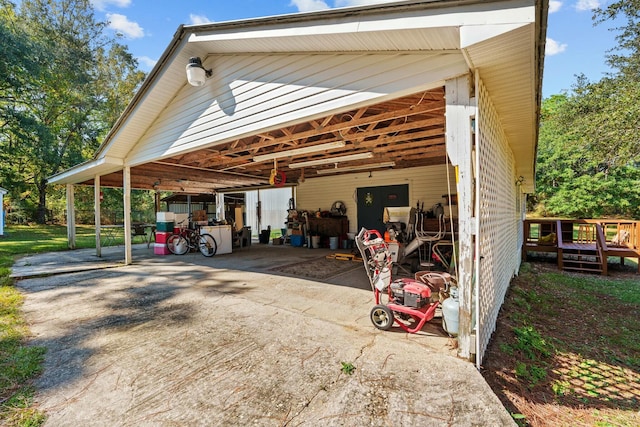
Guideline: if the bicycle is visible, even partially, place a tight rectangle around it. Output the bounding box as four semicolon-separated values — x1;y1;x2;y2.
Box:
166;220;217;257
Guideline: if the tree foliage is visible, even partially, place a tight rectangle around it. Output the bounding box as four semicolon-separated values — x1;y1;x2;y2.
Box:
0;0;145;223
534;4;640;219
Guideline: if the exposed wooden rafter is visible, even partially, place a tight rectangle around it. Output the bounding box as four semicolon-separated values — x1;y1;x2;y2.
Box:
86;88;447;193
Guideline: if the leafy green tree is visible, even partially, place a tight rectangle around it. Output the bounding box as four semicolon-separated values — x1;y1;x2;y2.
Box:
0;0;145;223
533;3;640;218
0;1;48;211
536;89;640;218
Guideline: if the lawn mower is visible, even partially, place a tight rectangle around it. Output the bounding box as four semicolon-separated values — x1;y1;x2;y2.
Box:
355;228;452;333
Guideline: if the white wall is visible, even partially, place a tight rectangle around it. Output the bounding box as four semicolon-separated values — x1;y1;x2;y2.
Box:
296;165;456;234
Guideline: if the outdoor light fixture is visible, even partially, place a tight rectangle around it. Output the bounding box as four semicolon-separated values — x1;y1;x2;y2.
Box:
316;161;395;175
252;141;346;163
288;152;373;169
186;57;212;87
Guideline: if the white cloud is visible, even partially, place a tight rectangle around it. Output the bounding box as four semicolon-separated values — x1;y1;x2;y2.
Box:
91;0;131;12
189;14;212;25
575;0;601;11
289;0;330;12
549;1;562;13
546;37;568;56
137;56;157;69
106;13;144;39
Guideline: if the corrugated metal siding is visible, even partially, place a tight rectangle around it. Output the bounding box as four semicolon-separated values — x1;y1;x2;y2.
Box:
125;52;467;164
476;77;521;364
167;203;204;215
296;165;456;234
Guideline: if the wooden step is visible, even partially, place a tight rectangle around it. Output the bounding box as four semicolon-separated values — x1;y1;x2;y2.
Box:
561;249;598;256
563;265;603;273
561;258;603;273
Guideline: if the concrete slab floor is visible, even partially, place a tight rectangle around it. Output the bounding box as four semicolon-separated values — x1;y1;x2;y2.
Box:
13;243;515;426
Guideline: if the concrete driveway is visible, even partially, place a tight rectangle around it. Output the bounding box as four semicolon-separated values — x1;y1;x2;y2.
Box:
14;244;514;426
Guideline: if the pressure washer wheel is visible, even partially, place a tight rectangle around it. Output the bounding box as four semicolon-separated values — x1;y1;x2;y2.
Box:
370;304;394;330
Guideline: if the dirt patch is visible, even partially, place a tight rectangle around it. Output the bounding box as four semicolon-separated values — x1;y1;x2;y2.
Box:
482;262;640;427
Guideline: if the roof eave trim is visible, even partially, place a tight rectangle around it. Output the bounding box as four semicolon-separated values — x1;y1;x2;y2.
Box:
48;156;124;185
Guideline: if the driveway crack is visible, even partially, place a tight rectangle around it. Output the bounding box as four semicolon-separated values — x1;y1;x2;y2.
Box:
282;336;377;426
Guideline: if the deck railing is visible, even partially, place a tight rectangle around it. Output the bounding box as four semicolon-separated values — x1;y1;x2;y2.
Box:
523;218;640;274
600;220;639;249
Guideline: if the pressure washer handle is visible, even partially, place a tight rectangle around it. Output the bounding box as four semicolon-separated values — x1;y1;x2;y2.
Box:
360;228;383;243
364;230;382;242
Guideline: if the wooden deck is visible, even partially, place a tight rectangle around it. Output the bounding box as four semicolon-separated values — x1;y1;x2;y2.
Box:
560;242;596;251
522;219;640;274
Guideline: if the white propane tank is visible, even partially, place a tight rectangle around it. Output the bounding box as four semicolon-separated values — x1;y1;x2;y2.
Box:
442;286;459;336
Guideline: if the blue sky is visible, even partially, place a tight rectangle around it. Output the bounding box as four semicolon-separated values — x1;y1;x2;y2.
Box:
90;0;624;99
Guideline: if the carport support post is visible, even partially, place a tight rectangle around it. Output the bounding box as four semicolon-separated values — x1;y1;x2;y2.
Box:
66;184;76;249
217;194;225;221
123;166;132;265
95;175;101;257
445;75;475;361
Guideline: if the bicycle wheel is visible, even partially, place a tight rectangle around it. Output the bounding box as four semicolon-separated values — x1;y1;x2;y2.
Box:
166;234;189;255
198;233;217;257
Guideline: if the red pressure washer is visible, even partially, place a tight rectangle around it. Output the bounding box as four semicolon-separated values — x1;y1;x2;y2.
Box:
355;228;451;333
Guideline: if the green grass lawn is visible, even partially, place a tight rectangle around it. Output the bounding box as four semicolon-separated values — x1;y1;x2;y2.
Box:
483;263;640;427
0;224;103;426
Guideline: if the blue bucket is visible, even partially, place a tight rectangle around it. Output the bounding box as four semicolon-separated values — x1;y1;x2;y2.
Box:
290;235;304;247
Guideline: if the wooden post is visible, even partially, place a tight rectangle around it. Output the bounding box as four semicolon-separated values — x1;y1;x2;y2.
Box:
95;175;101;257
445;74;475;361
154;191;160;213
66;184;76;249
123;166;132;265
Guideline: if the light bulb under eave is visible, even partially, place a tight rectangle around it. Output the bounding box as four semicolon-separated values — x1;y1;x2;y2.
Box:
186;65;207;86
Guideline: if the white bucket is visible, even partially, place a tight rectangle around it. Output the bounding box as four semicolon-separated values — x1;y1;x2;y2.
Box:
311;235;320;249
329;237;339;250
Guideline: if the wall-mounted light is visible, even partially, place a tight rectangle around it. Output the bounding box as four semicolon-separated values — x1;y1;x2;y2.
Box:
288;152;373;169
186;57;212;87
252;141;346;163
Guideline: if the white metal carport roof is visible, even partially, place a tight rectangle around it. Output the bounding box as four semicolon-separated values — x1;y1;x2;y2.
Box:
48;0;545;194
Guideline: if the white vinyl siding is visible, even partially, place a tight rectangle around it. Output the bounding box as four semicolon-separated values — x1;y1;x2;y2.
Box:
296;165;456;234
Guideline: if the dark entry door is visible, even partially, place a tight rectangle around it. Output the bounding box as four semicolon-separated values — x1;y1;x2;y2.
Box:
357;184;409;233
